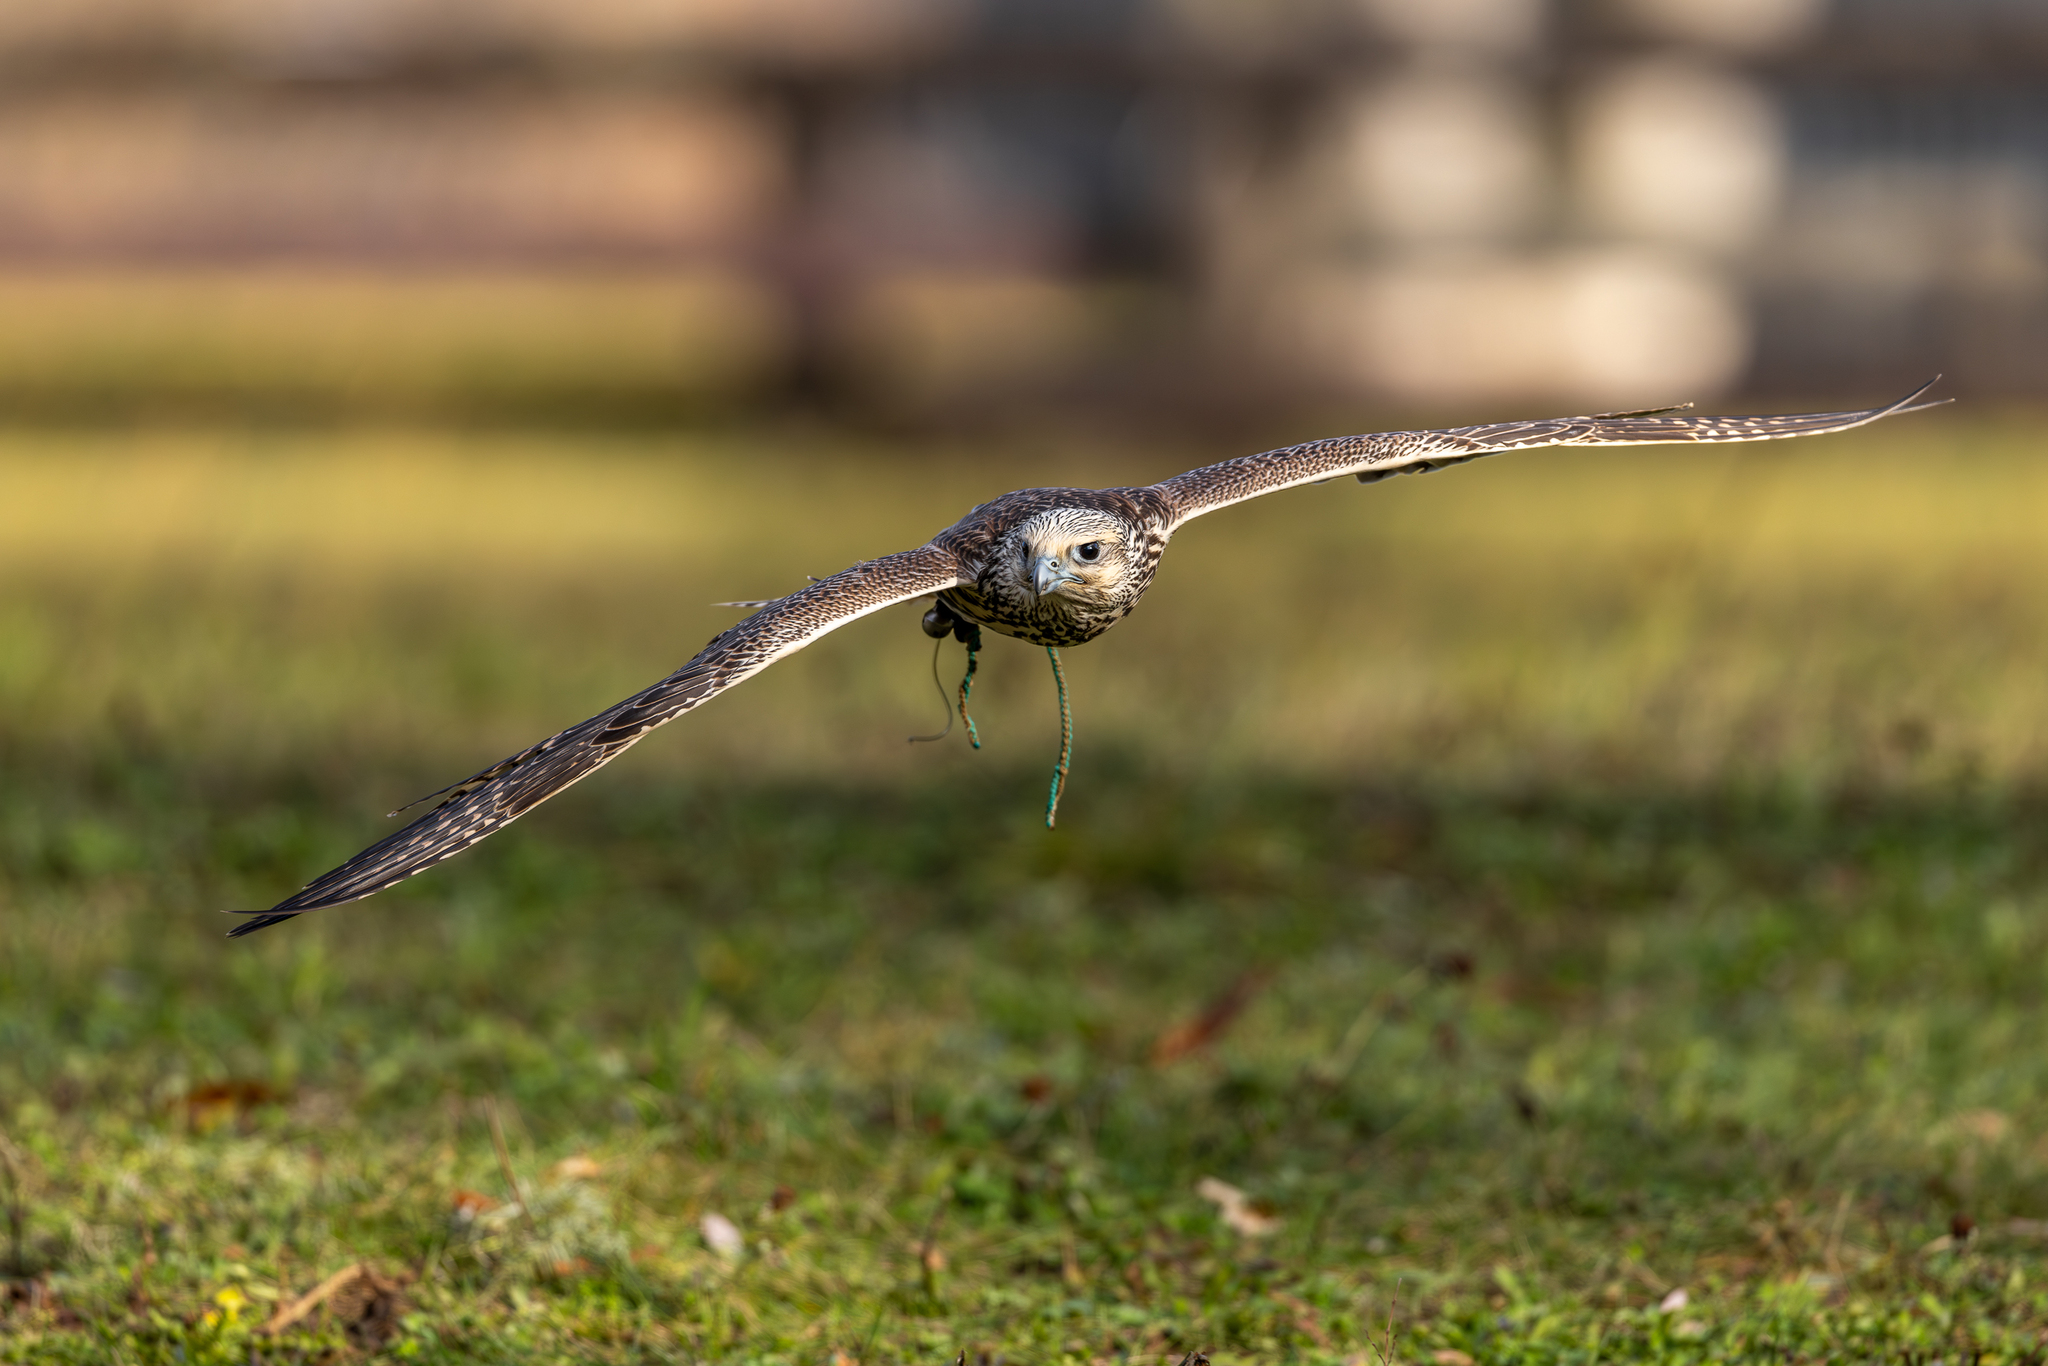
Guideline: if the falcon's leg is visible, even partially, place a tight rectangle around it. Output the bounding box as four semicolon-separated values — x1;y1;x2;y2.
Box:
1044;646;1071;828
917;600;983;749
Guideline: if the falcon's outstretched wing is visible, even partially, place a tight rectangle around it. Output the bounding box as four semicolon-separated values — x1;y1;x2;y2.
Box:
230;546;960;936
1155;379;1946;528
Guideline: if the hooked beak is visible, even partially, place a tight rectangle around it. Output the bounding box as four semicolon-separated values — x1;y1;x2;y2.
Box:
1034;555;1078;598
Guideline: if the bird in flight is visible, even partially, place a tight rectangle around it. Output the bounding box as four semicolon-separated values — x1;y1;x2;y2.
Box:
230;382;1943;935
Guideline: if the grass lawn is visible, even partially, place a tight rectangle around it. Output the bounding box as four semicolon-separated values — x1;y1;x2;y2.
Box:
5;413;2048;1362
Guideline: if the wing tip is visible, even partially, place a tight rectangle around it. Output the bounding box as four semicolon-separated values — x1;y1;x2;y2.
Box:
1886;374;1949;417
225;910;300;938
1581;376;1948;444
1824;375;1947;432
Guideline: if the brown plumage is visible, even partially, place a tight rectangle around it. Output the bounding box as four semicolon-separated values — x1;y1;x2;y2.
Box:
231;382;1943;935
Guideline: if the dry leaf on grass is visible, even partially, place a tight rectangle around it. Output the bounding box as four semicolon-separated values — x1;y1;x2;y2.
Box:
1152;972;1269;1065
449;1189;499;1218
1658;1288;1689;1312
1196;1176;1281;1236
701;1211;745;1261
4;1275;82;1327
550;1154;603;1182
1432;1350;1476;1366
1934;1108;2012;1145
180;1080;282;1133
259;1263;409;1350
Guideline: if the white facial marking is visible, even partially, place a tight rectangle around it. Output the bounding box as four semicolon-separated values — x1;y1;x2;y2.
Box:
1020;510;1128;602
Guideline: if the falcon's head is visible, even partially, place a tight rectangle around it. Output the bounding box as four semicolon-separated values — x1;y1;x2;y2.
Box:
1013;507;1143;611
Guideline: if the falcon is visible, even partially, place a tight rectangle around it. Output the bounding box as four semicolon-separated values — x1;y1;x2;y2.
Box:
230;382;1942;935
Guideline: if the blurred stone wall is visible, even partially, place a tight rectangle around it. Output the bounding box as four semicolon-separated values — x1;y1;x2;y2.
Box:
1;0;2041;410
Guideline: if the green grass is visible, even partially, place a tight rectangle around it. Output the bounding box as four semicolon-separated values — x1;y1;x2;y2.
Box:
6;415;2048;1362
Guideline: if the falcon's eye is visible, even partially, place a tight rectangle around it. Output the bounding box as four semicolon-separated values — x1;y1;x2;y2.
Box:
1076;541;1101;562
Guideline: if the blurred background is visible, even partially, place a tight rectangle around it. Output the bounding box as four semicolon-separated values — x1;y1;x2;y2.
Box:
2;0;2043;421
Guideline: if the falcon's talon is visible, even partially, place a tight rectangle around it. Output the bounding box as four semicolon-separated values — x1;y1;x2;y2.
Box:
234;383;1943;934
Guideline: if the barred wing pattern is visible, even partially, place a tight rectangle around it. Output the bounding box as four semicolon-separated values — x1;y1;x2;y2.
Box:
1156;381;1946;527
229;547;960;935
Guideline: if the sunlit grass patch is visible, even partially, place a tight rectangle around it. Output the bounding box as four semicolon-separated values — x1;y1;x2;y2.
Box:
0;268;783;423
1;411;2044;788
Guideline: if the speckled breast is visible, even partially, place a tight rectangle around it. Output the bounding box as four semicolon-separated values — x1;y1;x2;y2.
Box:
940;581;1126;648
